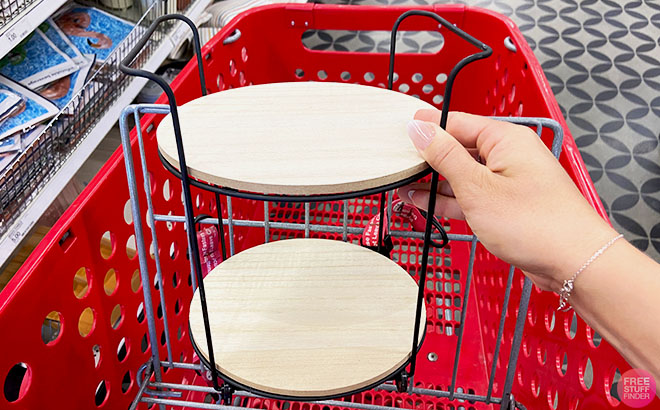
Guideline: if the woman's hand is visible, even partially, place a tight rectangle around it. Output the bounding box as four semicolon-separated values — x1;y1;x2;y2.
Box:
397;110;617;291
402;110;660;380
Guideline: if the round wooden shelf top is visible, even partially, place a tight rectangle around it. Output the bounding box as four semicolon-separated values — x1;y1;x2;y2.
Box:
157;82;434;196
189;238;425;399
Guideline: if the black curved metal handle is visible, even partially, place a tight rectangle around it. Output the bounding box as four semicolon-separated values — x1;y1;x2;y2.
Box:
419;209;449;248
389;10;491;382
119;14;208;111
387;10;493;128
120;14;221;391
119;15;208;211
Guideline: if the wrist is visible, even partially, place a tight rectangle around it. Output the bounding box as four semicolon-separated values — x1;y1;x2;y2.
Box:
556;233;624;311
566;238;633;306
547;219;620;293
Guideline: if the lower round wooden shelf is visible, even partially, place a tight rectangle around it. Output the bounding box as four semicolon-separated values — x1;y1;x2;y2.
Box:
189;238;425;399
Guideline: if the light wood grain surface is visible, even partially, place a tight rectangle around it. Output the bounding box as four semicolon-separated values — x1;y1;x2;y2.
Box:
189;238;425;398
157;82;433;195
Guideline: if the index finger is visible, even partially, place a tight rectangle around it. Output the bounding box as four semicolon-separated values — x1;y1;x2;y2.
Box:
415;109;537;162
447;112;545;164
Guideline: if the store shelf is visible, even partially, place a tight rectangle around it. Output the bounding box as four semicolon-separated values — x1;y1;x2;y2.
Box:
0;0;212;268
0;0;68;59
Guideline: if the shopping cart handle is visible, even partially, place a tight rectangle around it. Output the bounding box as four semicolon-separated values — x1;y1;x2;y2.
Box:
119;13;207;111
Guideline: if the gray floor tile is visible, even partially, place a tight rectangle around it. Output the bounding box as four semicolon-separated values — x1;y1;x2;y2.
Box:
312;0;660;260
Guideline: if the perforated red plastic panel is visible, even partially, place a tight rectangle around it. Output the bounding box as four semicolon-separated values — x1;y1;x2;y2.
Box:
1;4;653;410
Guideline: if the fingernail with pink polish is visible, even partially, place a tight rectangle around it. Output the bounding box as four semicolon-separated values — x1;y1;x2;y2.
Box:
407;189;416;203
407;120;435;150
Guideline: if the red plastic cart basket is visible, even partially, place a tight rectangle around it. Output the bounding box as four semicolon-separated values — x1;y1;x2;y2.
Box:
1;3;653;410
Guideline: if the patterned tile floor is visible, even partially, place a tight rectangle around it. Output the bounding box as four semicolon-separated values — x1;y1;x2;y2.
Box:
311;0;660;260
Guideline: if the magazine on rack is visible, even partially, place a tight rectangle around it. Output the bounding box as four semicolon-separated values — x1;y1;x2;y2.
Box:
0;29;78;88
39;18;88;68
0;89;22;119
39;55;96;110
0;132;19;154
0;75;58;141
0;125;47;173
55;5;136;62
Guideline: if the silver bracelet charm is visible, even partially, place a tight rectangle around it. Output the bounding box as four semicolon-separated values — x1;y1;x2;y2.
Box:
557;234;624;312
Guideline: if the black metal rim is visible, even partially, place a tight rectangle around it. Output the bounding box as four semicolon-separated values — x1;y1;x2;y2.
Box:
158;149;433;203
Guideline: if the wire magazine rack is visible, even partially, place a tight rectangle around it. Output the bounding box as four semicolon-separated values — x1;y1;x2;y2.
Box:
0;0;35;28
118;11;565;410
0;0;196;241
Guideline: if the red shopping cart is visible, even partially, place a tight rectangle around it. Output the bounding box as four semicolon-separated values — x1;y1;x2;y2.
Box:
0;4;650;410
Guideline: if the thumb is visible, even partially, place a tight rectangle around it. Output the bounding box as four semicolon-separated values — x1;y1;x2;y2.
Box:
407;119;480;184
